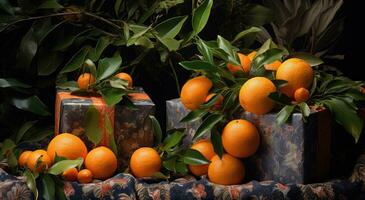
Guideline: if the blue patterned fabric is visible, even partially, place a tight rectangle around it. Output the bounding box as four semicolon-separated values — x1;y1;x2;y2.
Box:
1;152;364;199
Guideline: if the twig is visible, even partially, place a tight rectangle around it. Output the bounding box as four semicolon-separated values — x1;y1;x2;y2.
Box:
169;57;181;95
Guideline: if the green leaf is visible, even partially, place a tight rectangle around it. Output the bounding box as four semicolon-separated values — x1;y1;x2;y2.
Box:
291;52;324;66
60;47;90;73
23;169;38;200
298;102;310;118
250;48;288;76
37;0;63;9
16;121;37;144
211;130;223;158
84;105;103;145
0;139;16;155
109;78;128;89
89;37;112;62
48;158;83;175
21;128;53;144
122;22;130;41
149;115;162;145
179;60;219;73
37;49;63;76
152;172;169;180
162;131;185;151
182;149;210;165
0;0;14;15
54;179;66;200
0;78;31;88
175;161;188;173
322;98;362;142
100;87;126;106
232;27;262;44
200;93;220;109
217;35;240;65
10;95;51;116
255;39;277;57
156;36;181;51
180;109;207;123
16;25;37;70
42;174;55;200
194;113;224;140
56;81;79;91
192;0;213;34
276;105;295;125
154;16;188;39
135;36;154;49
163;157;177;171
97;53;122;81
105;115;118;155
53;29;91;51
271;80;288;89
197;38;214;64
127;26;152;46
114;0;122;16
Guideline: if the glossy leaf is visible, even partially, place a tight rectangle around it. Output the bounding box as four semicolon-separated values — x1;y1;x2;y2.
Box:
0;78;31;88
16;121;37;144
276;105;295;125
182;149;210;165
84;106;103;145
135;36;154;49
162;131;185;151
10;96;51;116
192;0;213;34
53;29;91;51
175;161;188;173
127;26;152;46
200;93;220;109
217;35;240;65
163;157;177;171
194;113;224;140
298;102;310;118
105;115;118;155
196;38;214;64
180;109;207;123
291;52;324;66
322;98;362;142
211;130;223;158
60;47;90;73
156;36;181;51
250;48;288;76
42;174;55;200
48;158;83;175
100;87;126;106
232;27;262;43
89;37;112;62
0;139;16;155
255;39;277;57
23;170;38;200
97;53;122;81
109;78;128;89
179;60;219;73
149;115;162;145
56;81;78;91
16;25;37;70
37;50;63;76
154;16;188;39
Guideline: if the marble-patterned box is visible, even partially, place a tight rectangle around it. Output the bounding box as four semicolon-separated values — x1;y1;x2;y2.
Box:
166;98;331;184
55;88;155;169
166;98;205;145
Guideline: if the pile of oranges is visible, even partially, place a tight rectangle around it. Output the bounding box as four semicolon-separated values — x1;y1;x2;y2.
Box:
18;133;117;183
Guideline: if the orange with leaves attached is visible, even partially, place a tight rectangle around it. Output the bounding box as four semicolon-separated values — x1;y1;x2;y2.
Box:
27;150;52;173
77;73;96;90
188;140;216;176
180;76;212;110
115;72;133;88
227;53;251;74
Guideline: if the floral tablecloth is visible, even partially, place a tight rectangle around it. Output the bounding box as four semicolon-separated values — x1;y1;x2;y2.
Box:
1;152;365;200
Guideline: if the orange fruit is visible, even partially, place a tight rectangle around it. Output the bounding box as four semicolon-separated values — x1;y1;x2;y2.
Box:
115;72;133;87
180;76;212;110
85;146;117;180
294;87;310;103
227;53;251;74
188;140;215;176
77;73;96;90
77;169;93;183
276;58;314;98
247;51;257;61
239;77;276;115
62;168;78;181
205;93;224;110
47;133;88;163
222;119;260;158
130;147;161;178
18;151;32;168
27;150;52;173
265;60;282;71
208;154;245;185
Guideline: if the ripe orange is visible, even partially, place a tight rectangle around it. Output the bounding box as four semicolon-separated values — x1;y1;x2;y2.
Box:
77;73;96;90
205;93;224;110
47;133;88;163
115;72;133;88
27;150;52;173
247;51;257;61
265;60;282;71
294;87;310;103
18;151;32;168
77;169;93;183
222;119;260;158
227;53;251;74
180;76;212;110
130;147;161;178
62;168;78;181
188;140;215;176
276;58;314;98
239;77;276;115
208;154;245;185
85;146;117;180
